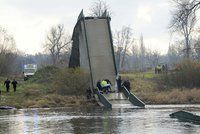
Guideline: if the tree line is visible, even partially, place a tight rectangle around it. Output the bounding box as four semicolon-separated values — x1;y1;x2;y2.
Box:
1;0;200;76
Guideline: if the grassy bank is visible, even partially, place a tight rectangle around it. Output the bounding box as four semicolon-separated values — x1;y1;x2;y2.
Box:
1;62;200;109
122;71;200;104
0;67;96;109
0;80;94;109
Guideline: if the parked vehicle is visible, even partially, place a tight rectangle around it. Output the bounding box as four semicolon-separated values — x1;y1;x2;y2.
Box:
23;64;37;81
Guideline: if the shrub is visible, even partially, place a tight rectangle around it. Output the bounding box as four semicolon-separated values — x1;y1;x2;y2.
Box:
29;66;90;96
31;65;59;83
161;59;200;88
54;68;90;96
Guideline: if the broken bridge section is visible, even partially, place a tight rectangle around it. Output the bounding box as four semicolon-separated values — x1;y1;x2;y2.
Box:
69;10;145;108
69;11;117;90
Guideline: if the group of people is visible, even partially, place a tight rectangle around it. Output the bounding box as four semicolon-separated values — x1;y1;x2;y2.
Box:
85;75;132;100
3;79;18;93
155;64;168;74
96;76;131;94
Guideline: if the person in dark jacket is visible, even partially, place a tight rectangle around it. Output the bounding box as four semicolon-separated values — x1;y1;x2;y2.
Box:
122;80;131;92
4;79;11;92
116;75;122;92
11;79;18;92
96;80;102;91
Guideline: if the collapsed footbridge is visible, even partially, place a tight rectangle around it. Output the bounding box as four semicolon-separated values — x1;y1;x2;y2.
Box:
69;10;145;108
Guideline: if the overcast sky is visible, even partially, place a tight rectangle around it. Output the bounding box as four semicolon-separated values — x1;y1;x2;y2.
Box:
0;0;171;54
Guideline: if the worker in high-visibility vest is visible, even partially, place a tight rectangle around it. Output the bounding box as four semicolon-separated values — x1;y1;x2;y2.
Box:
156;65;162;74
101;80;111;93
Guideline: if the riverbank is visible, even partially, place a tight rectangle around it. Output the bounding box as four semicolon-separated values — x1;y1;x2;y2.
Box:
0;78;96;109
122;71;200;104
1;70;200;109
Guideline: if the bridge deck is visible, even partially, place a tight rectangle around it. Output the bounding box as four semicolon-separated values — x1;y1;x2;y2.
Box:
103;92;126;100
95;92;139;108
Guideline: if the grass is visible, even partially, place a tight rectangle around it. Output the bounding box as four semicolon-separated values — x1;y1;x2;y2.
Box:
1;63;200;108
121;71;200;104
0;75;96;109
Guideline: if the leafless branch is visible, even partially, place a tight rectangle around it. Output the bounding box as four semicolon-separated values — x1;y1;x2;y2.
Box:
89;0;112;17
169;0;197;58
44;24;71;66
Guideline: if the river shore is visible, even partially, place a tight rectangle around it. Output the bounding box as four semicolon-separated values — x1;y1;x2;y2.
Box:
0;71;199;109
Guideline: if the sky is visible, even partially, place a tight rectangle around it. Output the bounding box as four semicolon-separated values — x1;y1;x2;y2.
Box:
0;0;171;54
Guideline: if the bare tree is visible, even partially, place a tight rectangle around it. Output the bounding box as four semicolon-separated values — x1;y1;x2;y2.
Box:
130;43;140;70
114;26;134;71
167;40;186;66
170;0;197;58
0;27;16;53
44;24;71;66
89;0;111;17
192;37;200;60
139;34;146;71
184;0;200;12
0;27;17;75
151;50;160;66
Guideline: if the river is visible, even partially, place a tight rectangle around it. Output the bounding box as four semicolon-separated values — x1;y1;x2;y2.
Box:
0;105;200;134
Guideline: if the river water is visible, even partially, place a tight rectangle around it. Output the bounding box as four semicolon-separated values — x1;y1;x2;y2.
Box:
0;105;200;134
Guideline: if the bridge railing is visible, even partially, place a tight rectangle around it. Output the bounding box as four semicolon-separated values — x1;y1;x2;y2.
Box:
121;86;130;98
96;91;112;109
122;86;145;108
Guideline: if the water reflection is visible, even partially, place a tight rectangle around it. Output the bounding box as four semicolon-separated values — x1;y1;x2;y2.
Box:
21;110;39;134
70;109;122;133
0;105;200;134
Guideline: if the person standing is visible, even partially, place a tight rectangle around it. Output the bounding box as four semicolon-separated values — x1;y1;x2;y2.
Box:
116;75;122;92
122;80;131;92
4;79;11;92
11;79;18;92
